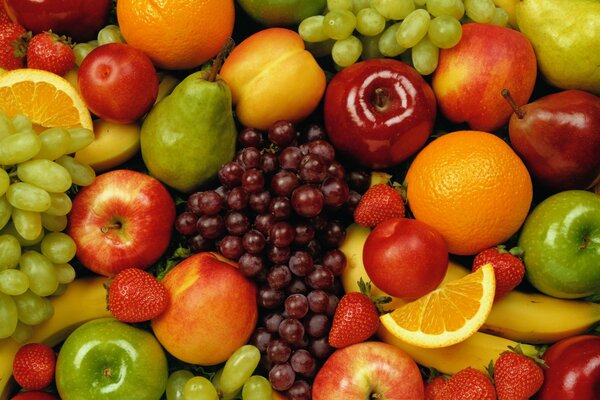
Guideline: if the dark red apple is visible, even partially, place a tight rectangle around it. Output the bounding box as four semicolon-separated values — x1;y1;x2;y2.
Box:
505;89;600;191
362;217;448;299
537;334;600;400
78;43;159;124
324;58;437;169
4;0;112;42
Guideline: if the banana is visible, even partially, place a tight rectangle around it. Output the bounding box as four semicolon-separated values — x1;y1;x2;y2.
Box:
0;276;111;400
154;73;181;105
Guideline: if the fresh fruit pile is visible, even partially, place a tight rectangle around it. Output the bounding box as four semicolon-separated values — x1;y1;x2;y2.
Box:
0;0;599;400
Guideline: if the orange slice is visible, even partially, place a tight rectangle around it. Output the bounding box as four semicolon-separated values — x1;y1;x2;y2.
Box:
0;68;92;130
380;263;496;348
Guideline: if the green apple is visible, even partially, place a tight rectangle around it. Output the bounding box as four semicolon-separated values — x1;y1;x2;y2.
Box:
518;190;600;299
236;0;326;27
56;318;168;400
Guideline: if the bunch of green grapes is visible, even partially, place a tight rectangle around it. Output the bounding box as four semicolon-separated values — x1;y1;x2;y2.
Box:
299;0;509;74
0;111;96;342
166;345;272;400
72;24;125;66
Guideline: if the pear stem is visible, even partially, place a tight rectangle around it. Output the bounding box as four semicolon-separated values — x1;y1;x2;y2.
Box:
501;89;526;119
208;37;235;83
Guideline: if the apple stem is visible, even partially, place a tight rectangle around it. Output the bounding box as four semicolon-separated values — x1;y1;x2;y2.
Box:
374;88;389;111
208;37;235;83
579;236;590;251
101;223;121;233
501;89;526;119
103;368;112;378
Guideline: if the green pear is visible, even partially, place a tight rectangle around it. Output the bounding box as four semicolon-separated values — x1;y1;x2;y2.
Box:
516;0;600;94
140;67;237;193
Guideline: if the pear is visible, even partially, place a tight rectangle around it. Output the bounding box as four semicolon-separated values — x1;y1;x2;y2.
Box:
516;0;600;94
140;46;237;193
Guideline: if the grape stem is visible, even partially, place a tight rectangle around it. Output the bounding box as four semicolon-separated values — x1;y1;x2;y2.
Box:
208;37;235;83
501;89;526;119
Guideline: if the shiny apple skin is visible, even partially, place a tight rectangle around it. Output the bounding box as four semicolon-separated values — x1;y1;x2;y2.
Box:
508;89;600;191
4;0;112;42
537;334;600;400
324;59;436;169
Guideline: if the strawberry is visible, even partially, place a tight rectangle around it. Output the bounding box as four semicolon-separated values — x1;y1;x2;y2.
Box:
492;349;545;400
472;245;525;301
425;375;447;400
26;31;75;76
0;6;11;24
12;343;56;391
0;22;27;70
353;183;405;227
107;267;170;323
436;367;497;400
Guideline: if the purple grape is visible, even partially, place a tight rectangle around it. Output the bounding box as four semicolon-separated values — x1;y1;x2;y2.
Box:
290;349;316;375
266;244;291;264
307;290;329;313
196;214;225;239
343;190;362;215
288;251;314;277
267;338;292;363
308;337;333;359
287;278;308;295
306;266;335;290
302;124;327;142
241;168;265;193
308;139;335;161
278;146;303;171
299;153;329;183
320;220;346;248
226;186;249;210
238;147;261;169
291;185;324;218
254;213;275;237
293;223;315;246
269;363;295;391
347;170;371;192
271;170;300;197
306;239;321;259
269;196;292;220
322;249;347;276
238;252;264;278
268;120;296;147
321;176;350;208
249;190;271;213
264;312;284;333
218;235;244;260
305;313;330;338
259;151;278;175
258;287;285;309
250;327;271;352
269;221;295;247
327;160;346;179
267;264;292;290
238;127;264;148
326;294;340;317
286;380;311;400
279;318;305;344
225;211;250;236
188;234;212;253
242;229;266;254
284;293;309;319
218;161;245;188
175;211;198;236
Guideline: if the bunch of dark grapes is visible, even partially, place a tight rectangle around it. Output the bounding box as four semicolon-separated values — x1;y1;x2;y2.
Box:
174;120;370;399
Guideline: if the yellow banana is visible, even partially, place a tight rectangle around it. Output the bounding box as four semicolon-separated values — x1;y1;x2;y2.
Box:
0;276;111;400
154;73;181;105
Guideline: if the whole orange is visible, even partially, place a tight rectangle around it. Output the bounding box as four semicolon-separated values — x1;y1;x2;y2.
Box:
405;130;532;256
116;0;234;70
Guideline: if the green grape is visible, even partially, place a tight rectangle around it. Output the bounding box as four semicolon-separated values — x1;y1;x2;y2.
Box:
0;292;18;338
54;263;76;285
428;15;462;48
378;22;407;57
183;376;219;400
0;234;21;270
1;220;45;247
298;16;329;42
323;9;357;40
0;168;9;197
332;35;363;67
489;7;509;26
413;0;427;6
427;0;465;19
352;0;371;12
55;155;96;187
20;250;60;297
73;43;96;66
0;268;29;296
88;40;99;47
67;127;94;154
464;0;495;23
97;24;125;45
0;112;16;140
360;33;384;60
45;192;72;217
51;283;68;296
41;213;68;232
304;39;335;58
0;129;42;165
17;159;72;193
166;370;194;400
41;232;77;264
369;0;415;20
13;289;54;326
210;369;238;400
34;127;71;161
241;375;272;400
12;208;43;241
328;0;353;10
0;195;11;230
12;114;32;132
412;36;439;75
220;345;261;396
396;9;430;48
356;8;386;36
11;321;33;343
6;182;51;212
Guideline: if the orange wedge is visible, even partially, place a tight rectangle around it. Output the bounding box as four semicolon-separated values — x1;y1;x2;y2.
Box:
380;263;496;348
0;68;92;130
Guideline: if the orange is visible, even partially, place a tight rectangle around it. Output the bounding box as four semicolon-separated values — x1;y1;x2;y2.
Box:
405;130;532;255
116;0;235;70
0;68;92;130
380;263;496;348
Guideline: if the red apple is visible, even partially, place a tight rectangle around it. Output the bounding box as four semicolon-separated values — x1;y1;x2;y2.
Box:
363;217;448;299
4;0;112;42
432;23;537;132
11;392;59;400
312;341;424;400
324;58;437;169
505;89;600;191
67;169;175;277
151;252;258;366
78;43;159;124
537;334;600;400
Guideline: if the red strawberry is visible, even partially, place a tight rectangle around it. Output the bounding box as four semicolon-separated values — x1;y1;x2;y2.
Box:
0;22;27;70
0;6;11;24
107;267;170;323
353;183;405;227
472;246;525;301
425;375;447;400
436;367;497;400
12;343;56;391
493;350;545;400
26;32;75;76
